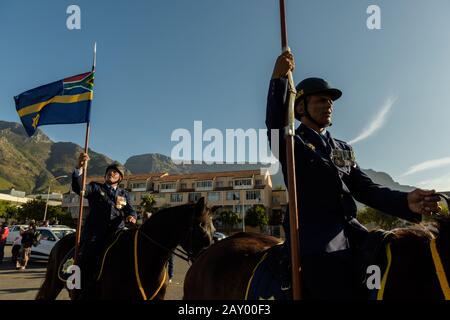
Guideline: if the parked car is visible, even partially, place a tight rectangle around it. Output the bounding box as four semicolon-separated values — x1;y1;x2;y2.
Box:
30;226;75;260
213;232;227;243
5;225;28;245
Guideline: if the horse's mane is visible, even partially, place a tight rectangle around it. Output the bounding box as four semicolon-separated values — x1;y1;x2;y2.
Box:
391;214;450;241
142;202;205;227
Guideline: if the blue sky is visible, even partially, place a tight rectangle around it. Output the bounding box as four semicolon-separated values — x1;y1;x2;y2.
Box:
1;0;450;190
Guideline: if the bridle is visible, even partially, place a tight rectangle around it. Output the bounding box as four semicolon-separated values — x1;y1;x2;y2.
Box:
135;205;210;263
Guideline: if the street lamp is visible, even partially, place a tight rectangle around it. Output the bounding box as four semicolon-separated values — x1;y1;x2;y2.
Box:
43;175;68;222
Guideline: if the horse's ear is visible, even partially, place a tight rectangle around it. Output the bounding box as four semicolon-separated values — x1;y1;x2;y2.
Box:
195;197;205;214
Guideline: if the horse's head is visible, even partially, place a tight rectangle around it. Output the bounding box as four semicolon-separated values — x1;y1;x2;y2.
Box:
138;197;215;262
180;197;215;260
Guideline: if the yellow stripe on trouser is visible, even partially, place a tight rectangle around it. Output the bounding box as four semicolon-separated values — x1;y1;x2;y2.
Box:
377;243;392;300
18;92;93;117
96;232;125;281
245;252;269;300
430;239;450;300
134;228;167;300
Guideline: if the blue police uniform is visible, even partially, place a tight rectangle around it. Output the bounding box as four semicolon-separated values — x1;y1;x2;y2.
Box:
72;169;136;297
72;169;136;241
266;77;421;299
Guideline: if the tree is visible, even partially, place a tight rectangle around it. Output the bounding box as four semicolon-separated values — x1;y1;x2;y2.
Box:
139;195;158;214
0;201;21;221
357;206;404;230
218;210;241;234
440;200;449;215
269;209;283;225
17;199;74;226
5;206;21;221
245;205;269;228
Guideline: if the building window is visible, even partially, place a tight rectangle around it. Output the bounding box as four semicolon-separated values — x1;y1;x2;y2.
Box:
170;193;183;203
180;183;187;190
189;192;202;202
233;179;252;187
196;181;213;188
226;191;240;201
131;183;146;189
234;205;252;214
246;190;261;201
161;183;176;190
215;181;224;188
208;192;220;202
255;179;263;186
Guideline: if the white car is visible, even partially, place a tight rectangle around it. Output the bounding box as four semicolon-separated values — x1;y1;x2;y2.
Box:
5;225;28;245
213;232;227;243
30;226;75;260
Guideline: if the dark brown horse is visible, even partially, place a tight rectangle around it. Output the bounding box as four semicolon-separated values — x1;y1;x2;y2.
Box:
36;197;214;300
184;196;450;300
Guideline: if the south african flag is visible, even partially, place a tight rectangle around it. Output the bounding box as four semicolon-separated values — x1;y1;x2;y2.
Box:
14;71;94;137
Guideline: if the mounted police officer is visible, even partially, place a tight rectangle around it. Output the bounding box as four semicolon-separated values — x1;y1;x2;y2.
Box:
72;152;137;299
266;50;442;299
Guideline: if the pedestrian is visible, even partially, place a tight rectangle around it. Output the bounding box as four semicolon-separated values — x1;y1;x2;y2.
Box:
168;253;174;283
17;221;39;270
11;233;22;265
0;222;10;264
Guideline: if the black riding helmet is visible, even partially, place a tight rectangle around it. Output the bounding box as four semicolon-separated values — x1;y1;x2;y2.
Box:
294;77;342;124
105;163;125;180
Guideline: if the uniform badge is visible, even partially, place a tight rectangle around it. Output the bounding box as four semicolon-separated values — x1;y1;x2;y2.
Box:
306;143;316;152
331;149;356;167
115;195;127;209
331;149;345;167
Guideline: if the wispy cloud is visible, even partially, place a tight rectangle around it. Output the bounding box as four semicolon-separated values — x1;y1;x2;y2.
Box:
348;96;397;145
401;157;450;177
417;173;450;191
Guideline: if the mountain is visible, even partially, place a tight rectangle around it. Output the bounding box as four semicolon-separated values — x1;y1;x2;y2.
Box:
363;169;415;192
124;153;416;192
124;153;263;175
0;119;417;195
0;120;118;193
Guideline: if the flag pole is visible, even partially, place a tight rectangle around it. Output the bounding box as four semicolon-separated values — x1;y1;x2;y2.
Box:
74;42;96;263
279;0;302;300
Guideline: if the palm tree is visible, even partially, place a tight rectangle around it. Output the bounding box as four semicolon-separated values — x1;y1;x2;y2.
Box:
139;195;158;214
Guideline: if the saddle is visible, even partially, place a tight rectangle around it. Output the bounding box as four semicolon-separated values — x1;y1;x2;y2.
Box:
245;230;395;300
58;229;127;282
245;243;292;300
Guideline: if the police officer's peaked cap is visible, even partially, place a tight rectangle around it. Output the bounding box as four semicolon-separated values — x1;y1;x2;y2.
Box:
295;77;342;104
105;163;125;178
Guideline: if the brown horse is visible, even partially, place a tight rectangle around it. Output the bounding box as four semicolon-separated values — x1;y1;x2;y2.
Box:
184;195;450;300
36;197;214;300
